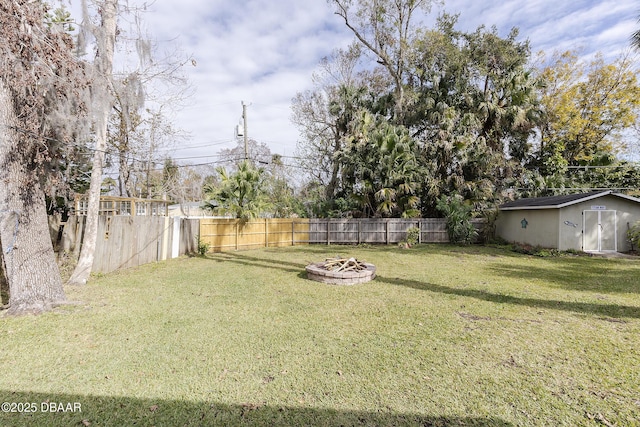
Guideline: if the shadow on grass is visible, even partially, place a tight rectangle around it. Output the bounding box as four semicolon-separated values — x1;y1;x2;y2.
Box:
376;275;640;319
0;390;513;427
206;251;306;274
488;258;640;294
204;249;640;319
205;244;521;268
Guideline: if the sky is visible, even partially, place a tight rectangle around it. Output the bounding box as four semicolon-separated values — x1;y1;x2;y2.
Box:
69;0;640;167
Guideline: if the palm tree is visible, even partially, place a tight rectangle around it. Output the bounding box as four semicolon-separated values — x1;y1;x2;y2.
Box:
339;111;422;217
632;14;640;50
204;160;268;220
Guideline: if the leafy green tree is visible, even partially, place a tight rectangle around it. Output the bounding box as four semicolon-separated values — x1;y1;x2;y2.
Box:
338;111;422;217
407;15;542;213
264;155;305;218
101;177;117;195
292;45;372;210
204;161;268;220
303;9;640;220
297;13;548;217
537;51;640;171
436;194;477;245
465;26;542;156
531;51;640;193
45;5;75;32
329;0;437;120
628;221;640;251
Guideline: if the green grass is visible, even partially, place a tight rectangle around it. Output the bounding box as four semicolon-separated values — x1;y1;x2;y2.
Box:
1;244;639;426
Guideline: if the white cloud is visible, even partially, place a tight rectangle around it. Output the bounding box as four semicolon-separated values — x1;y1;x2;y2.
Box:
67;0;639;163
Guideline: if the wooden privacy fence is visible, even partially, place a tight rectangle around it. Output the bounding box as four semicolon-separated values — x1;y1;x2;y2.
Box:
54;215;199;273
199;218;309;252
199;217;485;251
307;218;485;244
51;216;485;272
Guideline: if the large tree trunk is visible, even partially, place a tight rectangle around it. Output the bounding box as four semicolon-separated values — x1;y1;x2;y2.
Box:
0;81;66;315
66;121;107;286
67;0;118;286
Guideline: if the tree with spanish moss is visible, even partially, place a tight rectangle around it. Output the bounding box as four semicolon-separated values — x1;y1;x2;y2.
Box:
67;0;119;286
0;0;88;314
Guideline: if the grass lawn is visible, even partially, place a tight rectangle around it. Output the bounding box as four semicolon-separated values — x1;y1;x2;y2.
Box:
0;244;639;426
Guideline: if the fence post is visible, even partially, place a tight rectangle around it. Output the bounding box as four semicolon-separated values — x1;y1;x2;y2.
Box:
291;220;295;246
265;218;268;248
235;221;239;251
327;219;330;245
171;217;181;258
385;219;389;244
357;220;361;244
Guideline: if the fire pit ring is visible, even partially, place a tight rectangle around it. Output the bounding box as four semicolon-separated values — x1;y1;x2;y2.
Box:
305;258;376;285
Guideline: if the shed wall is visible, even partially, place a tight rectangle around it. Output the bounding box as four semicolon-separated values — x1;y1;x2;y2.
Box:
558;206;583;251
561;195;640;252
496;209;559;248
498;194;640;252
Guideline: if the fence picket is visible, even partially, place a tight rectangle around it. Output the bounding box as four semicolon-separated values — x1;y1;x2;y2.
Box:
53;216;484;274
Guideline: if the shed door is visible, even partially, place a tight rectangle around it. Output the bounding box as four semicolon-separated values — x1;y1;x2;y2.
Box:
583;210;617;252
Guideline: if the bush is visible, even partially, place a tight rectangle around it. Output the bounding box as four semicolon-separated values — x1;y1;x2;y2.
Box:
197;238;210;256
511;242;560;257
563;248;582;256
628;221;640;251
478;208;499;244
436;194;478;245
405;226;420;246
399;226;420;248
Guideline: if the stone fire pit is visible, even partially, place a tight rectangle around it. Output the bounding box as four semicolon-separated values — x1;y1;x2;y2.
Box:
305;257;376;285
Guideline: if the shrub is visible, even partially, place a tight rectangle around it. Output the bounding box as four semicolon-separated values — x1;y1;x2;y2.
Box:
399;226;420;249
511;242;559;257
436;194;478;245
628;221;640;251
563;248;583;256
197;238;210;256
405;226;420;246
478;208;499;244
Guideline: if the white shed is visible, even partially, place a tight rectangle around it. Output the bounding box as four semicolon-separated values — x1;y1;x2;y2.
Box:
496;191;640;253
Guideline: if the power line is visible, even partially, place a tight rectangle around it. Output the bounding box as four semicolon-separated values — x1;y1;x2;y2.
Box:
2;124;303;170
514;187;639;191
159;139;237;152
169;153;228;161
148;157;245;171
567;164;640;169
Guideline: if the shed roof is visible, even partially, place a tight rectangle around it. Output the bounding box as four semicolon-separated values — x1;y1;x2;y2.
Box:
499;190;640;211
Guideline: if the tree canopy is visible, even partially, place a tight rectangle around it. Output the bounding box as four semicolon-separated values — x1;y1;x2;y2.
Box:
294;4;640;218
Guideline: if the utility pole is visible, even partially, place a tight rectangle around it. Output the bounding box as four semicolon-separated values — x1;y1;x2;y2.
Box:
241;101;248;160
